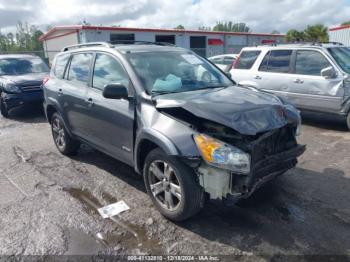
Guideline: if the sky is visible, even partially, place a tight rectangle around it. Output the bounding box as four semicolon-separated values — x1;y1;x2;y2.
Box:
0;0;350;34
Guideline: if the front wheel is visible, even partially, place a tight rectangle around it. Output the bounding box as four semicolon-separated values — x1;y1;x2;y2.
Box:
143;148;203;221
51;113;80;155
347;112;350;131
0;98;9;118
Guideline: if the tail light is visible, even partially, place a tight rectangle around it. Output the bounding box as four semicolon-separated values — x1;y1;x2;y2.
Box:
43;76;50;85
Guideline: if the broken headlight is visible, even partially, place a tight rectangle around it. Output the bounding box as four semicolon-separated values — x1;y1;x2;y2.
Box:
194;134;250;174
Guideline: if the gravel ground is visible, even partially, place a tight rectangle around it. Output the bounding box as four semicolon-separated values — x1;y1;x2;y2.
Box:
0;107;349;260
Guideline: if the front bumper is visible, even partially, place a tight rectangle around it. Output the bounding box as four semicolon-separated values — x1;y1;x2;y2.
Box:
2;91;43;110
198;144;306;201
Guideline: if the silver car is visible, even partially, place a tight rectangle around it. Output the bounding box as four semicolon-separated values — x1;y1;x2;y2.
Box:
230;43;350;130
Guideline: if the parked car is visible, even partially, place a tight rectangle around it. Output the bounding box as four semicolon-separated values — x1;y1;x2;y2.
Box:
208;54;238;72
43;42;305;221
0;54;49;118
230;43;350;130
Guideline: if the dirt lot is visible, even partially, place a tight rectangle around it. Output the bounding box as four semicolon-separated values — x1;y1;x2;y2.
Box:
0;107;350;260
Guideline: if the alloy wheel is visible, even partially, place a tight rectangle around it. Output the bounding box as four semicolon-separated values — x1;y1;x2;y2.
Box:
52;117;66;150
148;160;182;211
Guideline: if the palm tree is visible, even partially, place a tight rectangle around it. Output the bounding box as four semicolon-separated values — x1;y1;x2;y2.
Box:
286;29;305;42
303;24;329;42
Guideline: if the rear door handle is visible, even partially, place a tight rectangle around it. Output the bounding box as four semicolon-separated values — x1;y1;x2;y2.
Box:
87;97;94;107
294;79;304;84
254;75;262;80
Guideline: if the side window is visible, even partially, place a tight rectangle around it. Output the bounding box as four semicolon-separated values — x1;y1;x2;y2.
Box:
92;53;129;91
68;53;93;84
263;50;292;73
53;54;70;79
235;51;261;69
295;50;331;76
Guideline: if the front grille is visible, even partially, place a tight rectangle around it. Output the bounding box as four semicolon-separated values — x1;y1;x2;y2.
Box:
250;125;297;162
21;85;42;92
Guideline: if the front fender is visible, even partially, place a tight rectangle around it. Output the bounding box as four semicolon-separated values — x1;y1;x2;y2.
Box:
134;128;180;174
238;80;259;89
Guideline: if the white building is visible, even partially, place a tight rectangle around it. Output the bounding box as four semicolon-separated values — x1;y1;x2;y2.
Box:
39;25;285;63
329;25;350;45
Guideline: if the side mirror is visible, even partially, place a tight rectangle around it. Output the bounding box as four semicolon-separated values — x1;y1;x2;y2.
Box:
102;83;129;100
321;66;337;79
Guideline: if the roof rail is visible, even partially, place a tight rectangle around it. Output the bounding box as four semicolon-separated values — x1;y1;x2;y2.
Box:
258;41;344;47
61;42;113;52
109;40;176;46
318;41;343;45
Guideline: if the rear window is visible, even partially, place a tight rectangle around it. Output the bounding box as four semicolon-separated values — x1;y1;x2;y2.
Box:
53;54;70;79
235;51;261;69
259;50;292;73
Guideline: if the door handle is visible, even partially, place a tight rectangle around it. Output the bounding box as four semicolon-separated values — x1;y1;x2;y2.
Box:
57;89;63;96
87;98;94;106
254;75;262;80
294;79;304;84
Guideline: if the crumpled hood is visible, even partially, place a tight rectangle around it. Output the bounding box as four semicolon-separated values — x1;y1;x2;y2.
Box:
155;86;300;135
0;73;47;86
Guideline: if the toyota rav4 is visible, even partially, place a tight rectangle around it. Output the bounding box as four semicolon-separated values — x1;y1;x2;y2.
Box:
43;42;305;221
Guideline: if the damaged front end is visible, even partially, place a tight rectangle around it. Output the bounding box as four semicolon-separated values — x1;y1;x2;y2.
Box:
194;122;305;202
155;97;305;202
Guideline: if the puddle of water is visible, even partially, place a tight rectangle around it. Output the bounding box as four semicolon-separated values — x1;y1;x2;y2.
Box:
64;187;163;254
275;204;305;222
65;228;104;255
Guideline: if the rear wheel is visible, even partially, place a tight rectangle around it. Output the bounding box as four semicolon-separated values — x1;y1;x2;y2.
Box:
51;113;80;155
0;98;9;118
143;148;203;221
347;112;350;131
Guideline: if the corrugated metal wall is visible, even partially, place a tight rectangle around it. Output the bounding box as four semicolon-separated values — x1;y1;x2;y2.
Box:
329;28;350;45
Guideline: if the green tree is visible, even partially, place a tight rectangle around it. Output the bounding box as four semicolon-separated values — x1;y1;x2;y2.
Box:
341;21;350;26
213;22;251;32
198;26;211;31
174;25;185;29
0;21;44;54
286;29;305;42
303;24;329;42
271;30;280;34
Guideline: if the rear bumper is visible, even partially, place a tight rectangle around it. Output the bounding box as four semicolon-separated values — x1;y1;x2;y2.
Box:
2;91;43;110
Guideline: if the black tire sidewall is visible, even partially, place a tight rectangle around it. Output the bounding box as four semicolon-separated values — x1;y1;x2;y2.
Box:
143;148;202;221
51;113;68;153
0;98;9;118
51;113;79;155
347;112;350;131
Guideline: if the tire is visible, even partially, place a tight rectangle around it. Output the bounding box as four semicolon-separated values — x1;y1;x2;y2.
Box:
143;148;203;221
347;112;350;131
0;98;9;118
51;113;80;155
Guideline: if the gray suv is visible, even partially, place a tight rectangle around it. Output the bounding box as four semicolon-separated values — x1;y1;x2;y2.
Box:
43;42;305;221
230;43;350;130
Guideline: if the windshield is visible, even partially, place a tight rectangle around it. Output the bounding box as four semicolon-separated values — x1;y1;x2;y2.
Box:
0;57;49;76
126;51;232;95
327;47;350;74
